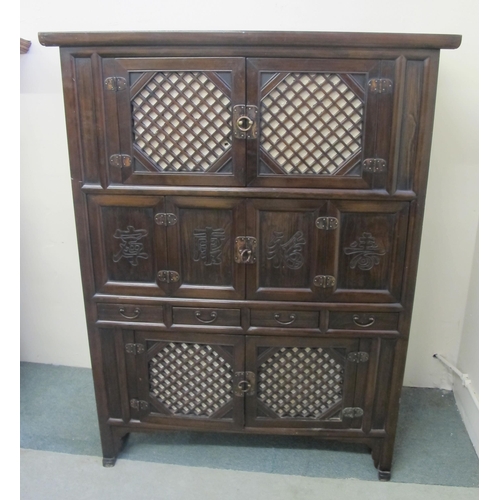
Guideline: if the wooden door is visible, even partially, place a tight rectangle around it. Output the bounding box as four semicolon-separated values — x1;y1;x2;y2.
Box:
245;336;362;430
246;58;395;190
163;197;246;300
87;195;168;296
102;57;246;186
130;331;245;431
246;199;333;301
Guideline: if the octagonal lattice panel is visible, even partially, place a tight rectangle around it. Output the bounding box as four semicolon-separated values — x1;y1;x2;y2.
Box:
260;73;365;175
149;342;233;417
132;72;232;172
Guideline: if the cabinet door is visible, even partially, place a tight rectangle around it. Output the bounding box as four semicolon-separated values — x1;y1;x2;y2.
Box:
103;57;246;186
87;195;168;296
245;336;362;430
333;201;410;302
246;199;333;301
164;197;246;300
246;58;395;190
129;331;245;431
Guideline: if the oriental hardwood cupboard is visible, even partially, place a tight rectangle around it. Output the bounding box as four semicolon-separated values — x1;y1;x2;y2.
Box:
39;31;461;480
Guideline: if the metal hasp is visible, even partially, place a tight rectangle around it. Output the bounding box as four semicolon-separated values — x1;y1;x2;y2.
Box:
368;78;392;93
125;343;145;355
313;275;336;288
104;76;127;91
342;407;364;419
130;399;149;410
363;158;387;173
155;213;178;226
157;270;180;283
233;105;258;139
315;217;339;230
234;372;256;396
347;352;370;363
109;154;132;168
235;237;257;264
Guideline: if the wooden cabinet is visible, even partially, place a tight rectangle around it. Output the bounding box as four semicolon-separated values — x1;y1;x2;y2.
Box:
39;30;461;480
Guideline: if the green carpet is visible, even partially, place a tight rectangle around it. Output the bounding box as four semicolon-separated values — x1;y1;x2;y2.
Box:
20;362;478;486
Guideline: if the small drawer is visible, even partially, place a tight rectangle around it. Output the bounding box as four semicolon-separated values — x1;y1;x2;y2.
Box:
97;303;164;323
250;310;320;329
328;312;399;331
172;307;241;327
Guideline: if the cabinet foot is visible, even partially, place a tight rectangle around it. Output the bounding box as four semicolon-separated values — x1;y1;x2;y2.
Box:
378;469;391;481
102;457;117;467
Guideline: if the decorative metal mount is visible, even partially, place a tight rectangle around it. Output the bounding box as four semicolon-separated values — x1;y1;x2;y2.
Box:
109;154;132;168
130;399;149;411
368;79;392;93
233;105;258;139
157;270;180;283
342;407;364;419
235;237;257;264
155;213;177;226
363;158;387;173
105;77;127;91
234;372;256;396
347;352;370;363
313;275;336;288
316;217;339;230
125;343;145;355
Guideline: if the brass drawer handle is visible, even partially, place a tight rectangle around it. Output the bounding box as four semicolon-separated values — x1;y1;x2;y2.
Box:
236;115;254;132
237;380;252;393
195;310;218;324
353;314;375;328
274;313;297;326
119;307;141;320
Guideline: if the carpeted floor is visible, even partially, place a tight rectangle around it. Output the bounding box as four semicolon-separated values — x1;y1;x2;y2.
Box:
20;362;479;487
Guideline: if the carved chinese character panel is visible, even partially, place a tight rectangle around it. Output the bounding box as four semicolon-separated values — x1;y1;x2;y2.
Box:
164;197;246;299
87;195;168;296
246;58;395;190
246;199;333;301
245;336;364;429
102;57;246;187
132;331;245;430
333;201;410;302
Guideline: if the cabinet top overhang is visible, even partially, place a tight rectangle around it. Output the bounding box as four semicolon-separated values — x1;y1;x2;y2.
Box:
38;31;461;50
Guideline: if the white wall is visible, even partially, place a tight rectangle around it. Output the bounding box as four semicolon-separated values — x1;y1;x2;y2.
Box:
20;0;478;389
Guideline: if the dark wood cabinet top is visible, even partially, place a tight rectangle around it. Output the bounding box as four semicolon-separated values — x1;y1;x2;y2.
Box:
38;30;462;50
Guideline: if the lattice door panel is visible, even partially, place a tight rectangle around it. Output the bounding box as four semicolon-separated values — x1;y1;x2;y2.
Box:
245;336;359;429
134;332;245;428
259;72;366;176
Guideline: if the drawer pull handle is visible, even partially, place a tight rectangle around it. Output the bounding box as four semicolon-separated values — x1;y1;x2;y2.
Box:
274;313;297;326
195;310;218;324
237;380;252;393
236;115;254;132
119;307;141;320
353;314;375;328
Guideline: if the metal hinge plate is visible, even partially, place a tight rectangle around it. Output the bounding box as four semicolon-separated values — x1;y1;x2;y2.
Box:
234;371;256;396
233;105;258;139
125;343;145;355
130;399;149;411
155;213;177;226
109;154;132;168
342;407;364;419
313;275;336;288
347;352;370;363
316;217;339;231
363;158;387;173
368;79;393;94
105;76;127;91
157;270;180;283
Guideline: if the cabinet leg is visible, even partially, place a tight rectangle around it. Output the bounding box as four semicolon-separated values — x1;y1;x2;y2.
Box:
376;437;395;481
100;426;130;468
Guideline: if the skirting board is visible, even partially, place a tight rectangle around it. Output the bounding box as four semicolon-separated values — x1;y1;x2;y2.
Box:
453;379;479;455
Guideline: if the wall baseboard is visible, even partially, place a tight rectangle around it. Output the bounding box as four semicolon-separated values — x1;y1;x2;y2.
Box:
453;379;479;455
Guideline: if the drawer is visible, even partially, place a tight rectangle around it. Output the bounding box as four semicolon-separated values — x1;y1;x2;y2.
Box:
250;309;320;329
328;312;399;331
97;303;164;324
172;307;241;327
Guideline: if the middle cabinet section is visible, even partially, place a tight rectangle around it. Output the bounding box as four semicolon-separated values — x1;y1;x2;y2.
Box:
88;195;409;303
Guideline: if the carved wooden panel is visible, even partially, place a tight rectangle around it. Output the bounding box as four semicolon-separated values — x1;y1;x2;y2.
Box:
164;197;246;299
246;58;395;189
103;57;246;186
87;195;167;296
245;336;360;429
246;199;333;301
134;331;245;429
